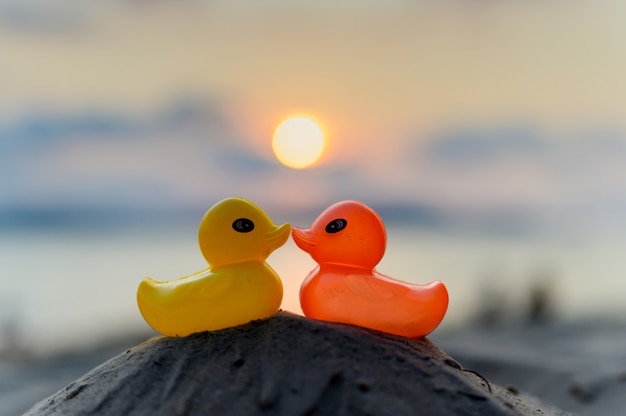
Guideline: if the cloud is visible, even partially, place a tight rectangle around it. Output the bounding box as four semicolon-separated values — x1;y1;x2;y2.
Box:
3;98;626;233
0;0;95;33
397;123;626;229
0;97;278;213
423;124;549;164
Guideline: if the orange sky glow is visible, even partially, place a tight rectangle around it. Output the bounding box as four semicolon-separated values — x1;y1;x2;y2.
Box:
1;1;625;142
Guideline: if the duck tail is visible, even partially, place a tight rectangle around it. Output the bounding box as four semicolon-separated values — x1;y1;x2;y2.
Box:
414;281;449;338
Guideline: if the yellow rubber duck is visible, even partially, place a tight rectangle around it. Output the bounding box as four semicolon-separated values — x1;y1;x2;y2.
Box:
137;197;290;336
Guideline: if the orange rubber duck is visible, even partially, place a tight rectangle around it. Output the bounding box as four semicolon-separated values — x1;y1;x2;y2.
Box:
292;200;449;338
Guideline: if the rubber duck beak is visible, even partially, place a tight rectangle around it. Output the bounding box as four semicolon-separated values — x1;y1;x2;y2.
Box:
291;227;316;252
265;223;291;249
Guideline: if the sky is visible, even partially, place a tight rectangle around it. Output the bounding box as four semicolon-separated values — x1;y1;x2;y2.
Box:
1;0;626;232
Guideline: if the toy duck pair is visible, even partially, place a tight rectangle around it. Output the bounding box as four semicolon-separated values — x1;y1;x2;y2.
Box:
137;197;448;338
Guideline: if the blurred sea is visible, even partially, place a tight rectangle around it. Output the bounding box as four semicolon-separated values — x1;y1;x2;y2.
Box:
2;220;626;357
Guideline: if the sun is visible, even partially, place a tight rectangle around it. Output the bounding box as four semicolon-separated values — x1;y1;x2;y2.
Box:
272;116;326;169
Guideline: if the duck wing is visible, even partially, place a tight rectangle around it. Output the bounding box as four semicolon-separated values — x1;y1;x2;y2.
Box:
178;269;235;300
345;273;410;300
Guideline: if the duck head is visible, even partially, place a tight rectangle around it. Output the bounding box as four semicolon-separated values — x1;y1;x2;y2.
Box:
292;200;386;269
198;197;291;268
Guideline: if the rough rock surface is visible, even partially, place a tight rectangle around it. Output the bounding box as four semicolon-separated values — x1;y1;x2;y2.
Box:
26;312;571;416
433;320;626;416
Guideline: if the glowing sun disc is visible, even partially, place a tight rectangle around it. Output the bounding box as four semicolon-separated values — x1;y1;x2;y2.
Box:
272;116;325;169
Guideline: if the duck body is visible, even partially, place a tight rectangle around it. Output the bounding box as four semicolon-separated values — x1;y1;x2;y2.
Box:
300;265;448;338
138;261;283;337
293;200;448;338
137;197;290;337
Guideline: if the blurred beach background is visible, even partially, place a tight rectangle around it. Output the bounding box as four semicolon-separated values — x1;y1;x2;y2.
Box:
1;1;626;414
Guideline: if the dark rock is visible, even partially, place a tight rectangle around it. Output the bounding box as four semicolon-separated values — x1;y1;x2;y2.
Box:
25;312;571;416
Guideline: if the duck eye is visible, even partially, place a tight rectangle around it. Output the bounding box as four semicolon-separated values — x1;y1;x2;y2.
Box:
232;218;255;233
325;218;347;234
